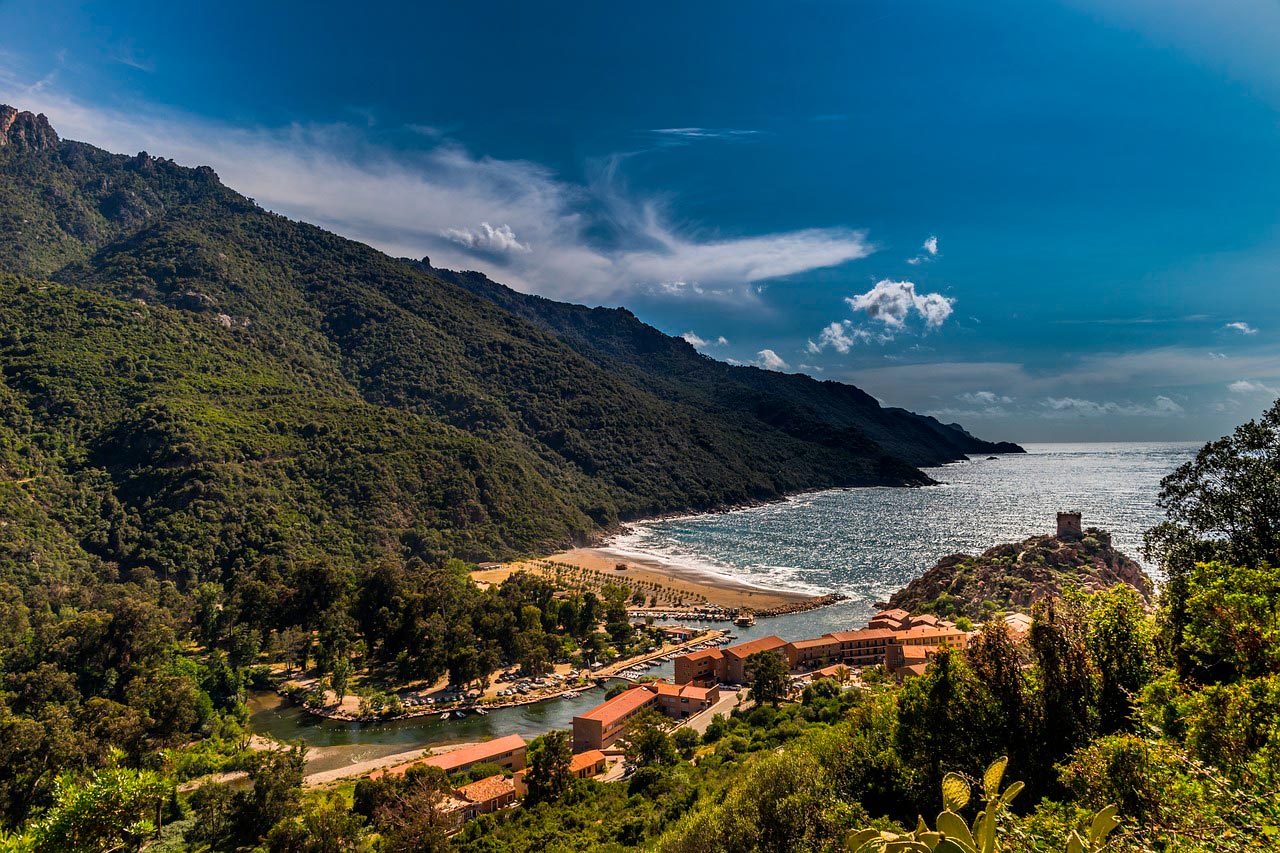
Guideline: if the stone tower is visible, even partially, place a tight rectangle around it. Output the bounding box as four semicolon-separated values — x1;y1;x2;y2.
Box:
1056;511;1082;538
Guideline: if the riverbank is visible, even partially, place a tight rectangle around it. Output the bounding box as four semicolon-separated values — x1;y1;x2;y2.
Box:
475;547;818;612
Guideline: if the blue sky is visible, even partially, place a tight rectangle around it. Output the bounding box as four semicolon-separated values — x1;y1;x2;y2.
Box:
2;0;1279;442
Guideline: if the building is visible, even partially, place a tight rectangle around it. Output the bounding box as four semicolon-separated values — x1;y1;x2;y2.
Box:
722;635;789;683
646;681;720;719
572;686;655;752
1057;511;1083;538
420;734;528;775
452;775;517;818
571;681;721;751
868;608;910;630
513;748;609;798
569;749;608;779
822;628;899;668
673;648;724;685
370;735;527;780
884;625;970;671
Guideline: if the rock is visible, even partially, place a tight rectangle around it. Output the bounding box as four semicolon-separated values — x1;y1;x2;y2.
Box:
0;105;59;151
215;313;233;328
168;290;217;311
889;527;1153;619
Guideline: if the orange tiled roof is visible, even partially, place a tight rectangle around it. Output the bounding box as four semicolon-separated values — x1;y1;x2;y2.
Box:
576;686;655;724
422;734;527;772
457;774;514;804
826;628;897;642
790;637;839;649
569;750;607;773
723;635;788;659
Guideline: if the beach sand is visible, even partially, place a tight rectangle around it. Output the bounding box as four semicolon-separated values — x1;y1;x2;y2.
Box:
474;547;813;611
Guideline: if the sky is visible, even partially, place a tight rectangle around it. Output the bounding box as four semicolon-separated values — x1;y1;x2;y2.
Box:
1;0;1278;442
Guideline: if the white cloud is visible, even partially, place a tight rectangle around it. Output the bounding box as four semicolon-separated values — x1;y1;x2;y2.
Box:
1042;396;1184;418
0;79;872;303
907;235;939;265
1225;321;1258;334
846;279;954;329
756;349;789;371
681;332;728;348
806;320;872;354
441;221;530;253
1228;379;1279;395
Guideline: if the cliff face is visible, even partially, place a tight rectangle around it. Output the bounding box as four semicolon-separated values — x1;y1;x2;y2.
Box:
0;107;59;150
889;528;1153;619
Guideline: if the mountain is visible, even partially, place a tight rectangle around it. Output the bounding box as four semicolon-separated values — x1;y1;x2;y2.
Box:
888;526;1152;620
418;263;1023;466
0;106;1020;585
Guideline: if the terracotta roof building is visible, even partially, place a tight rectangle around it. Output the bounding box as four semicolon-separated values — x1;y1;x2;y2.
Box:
453;774;517;817
572;681;721;751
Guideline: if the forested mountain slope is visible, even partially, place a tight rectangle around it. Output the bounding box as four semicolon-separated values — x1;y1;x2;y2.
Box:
0;106;1018;582
427;264;1023;467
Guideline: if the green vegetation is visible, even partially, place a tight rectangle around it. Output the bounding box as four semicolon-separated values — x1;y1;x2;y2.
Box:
0;109;1277;851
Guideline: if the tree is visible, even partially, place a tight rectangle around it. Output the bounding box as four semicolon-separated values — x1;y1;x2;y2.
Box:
624;708;677;767
1085;585;1156;732
896;647;1001;799
524;730;573;804
965;622;1031;768
747;650;789;708
1145;402;1280;675
24;757;171;853
672;727;700;760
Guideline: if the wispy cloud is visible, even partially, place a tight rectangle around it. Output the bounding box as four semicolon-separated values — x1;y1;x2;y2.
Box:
0;78;871;303
649;127;762;142
1228;379;1278;395
1042;396;1184;418
1225;321;1258;334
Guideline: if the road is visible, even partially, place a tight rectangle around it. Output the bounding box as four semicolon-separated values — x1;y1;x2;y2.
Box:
680;690;744;735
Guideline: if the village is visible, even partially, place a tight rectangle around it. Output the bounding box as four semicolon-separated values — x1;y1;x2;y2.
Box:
318;602;1036;833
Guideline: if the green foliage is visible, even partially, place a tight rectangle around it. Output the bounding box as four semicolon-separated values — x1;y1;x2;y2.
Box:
624;708;678;768
748;650;791;708
524;731;573;805
18;756;171;853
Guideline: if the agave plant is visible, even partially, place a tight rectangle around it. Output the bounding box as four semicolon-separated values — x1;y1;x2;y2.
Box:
847;757;1120;853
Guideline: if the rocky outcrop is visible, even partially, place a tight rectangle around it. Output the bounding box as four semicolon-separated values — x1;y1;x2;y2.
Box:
889;527;1152;619
0;106;59;151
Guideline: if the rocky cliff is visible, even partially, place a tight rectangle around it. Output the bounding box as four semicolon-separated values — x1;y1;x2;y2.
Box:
889;527;1153;619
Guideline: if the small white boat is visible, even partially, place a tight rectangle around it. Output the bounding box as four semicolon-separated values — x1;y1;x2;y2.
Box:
440;712;450;720
475;708;488;716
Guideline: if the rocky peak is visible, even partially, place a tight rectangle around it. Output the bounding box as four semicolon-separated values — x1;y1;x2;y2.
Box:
0;105;60;151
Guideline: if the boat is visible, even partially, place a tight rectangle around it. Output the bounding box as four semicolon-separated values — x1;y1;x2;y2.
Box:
734;611;755;628
475;708;488;715
439;712;450;720
455;710;467;719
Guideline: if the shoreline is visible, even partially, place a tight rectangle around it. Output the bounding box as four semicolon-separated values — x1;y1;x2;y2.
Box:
476;547;817;612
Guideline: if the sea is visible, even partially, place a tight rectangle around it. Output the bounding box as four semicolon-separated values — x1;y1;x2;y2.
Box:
607;441;1199;639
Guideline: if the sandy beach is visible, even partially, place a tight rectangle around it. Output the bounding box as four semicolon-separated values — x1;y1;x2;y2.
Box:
475;546;814;611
